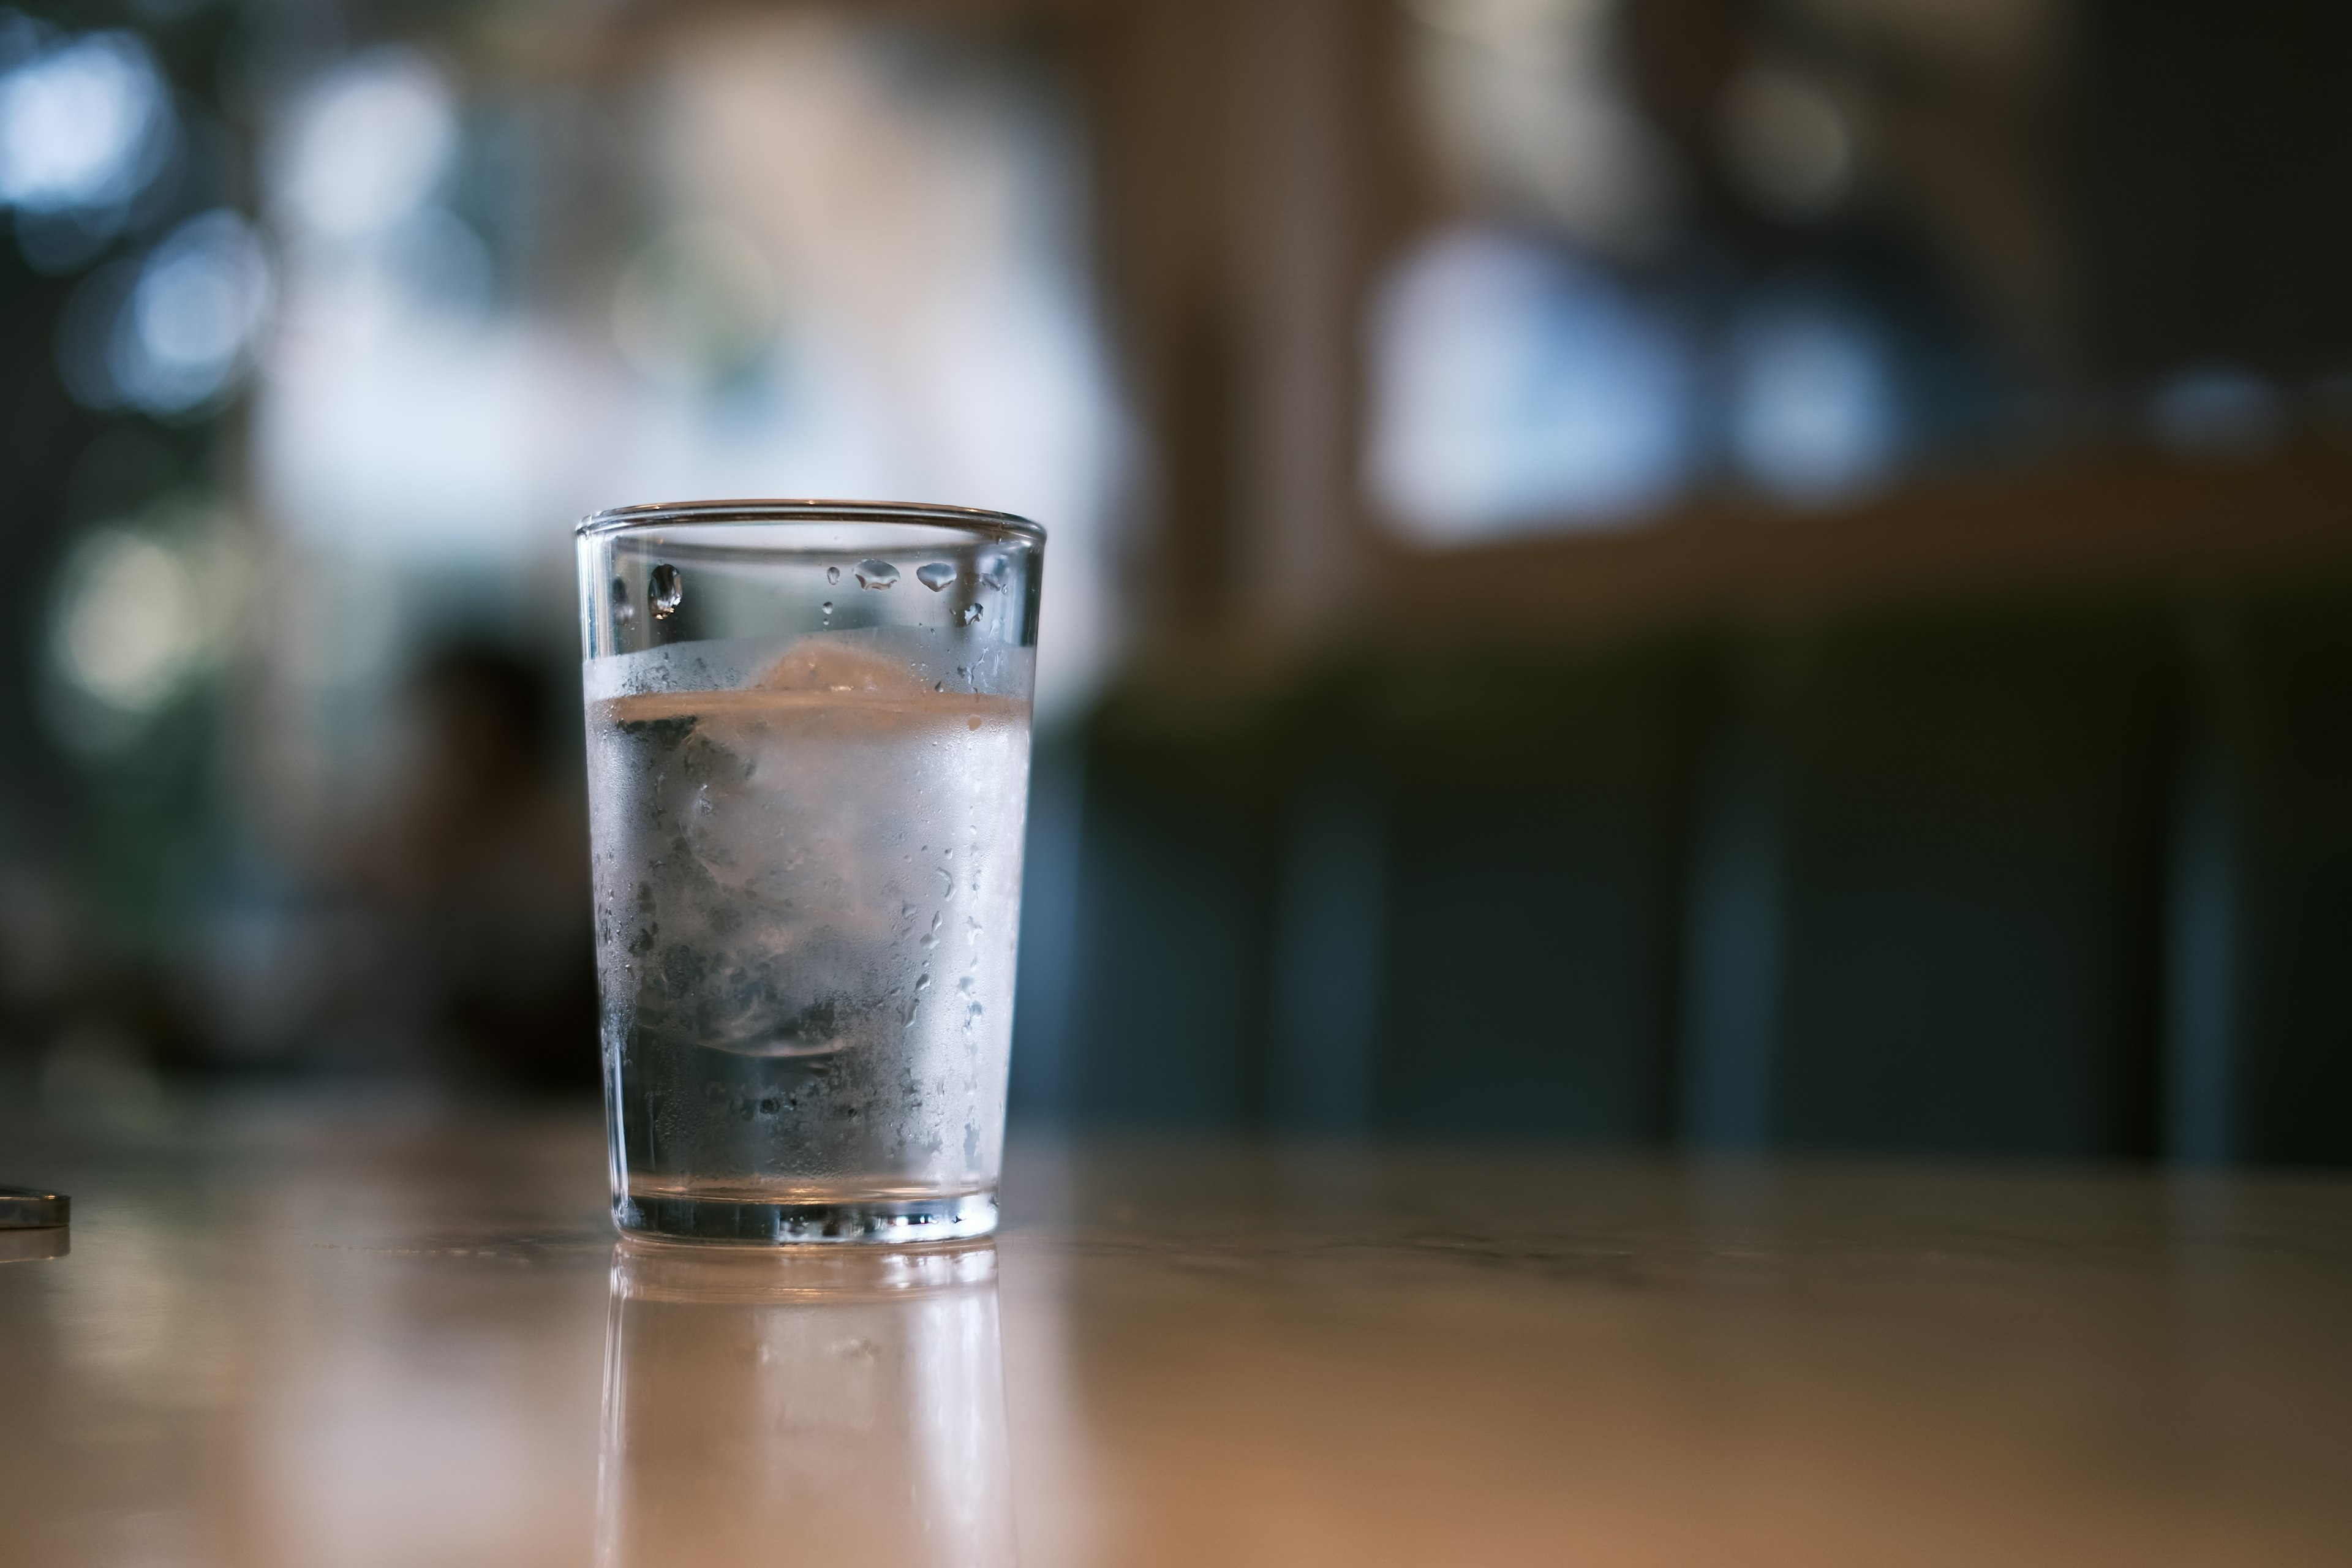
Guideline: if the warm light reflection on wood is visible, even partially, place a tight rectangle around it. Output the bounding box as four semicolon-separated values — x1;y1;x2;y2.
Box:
1;1115;2349;1566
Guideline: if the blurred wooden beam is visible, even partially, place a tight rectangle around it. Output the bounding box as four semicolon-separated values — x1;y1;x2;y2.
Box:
1079;0;1433;636
1368;444;2352;640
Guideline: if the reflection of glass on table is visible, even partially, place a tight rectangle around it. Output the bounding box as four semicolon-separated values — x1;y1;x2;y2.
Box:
598;1239;1016;1568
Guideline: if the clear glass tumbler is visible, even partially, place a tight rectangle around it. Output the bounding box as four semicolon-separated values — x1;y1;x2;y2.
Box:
576;501;1042;1243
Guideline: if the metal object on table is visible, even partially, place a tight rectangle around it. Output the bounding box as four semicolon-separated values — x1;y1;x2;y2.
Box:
0;1187;69;1264
0;1187;67;1229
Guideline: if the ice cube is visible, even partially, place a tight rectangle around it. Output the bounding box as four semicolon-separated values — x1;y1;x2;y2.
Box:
756;638;923;695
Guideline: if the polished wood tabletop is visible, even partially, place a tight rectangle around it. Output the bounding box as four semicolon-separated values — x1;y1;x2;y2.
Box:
2;1106;2350;1567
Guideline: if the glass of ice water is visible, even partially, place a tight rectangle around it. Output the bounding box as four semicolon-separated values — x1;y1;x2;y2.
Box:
576;502;1042;1244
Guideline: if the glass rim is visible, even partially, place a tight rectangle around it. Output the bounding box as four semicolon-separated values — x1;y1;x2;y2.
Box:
575;498;1045;545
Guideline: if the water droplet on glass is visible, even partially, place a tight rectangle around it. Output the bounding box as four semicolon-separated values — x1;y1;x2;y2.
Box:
649;563;684;618
916;562;958;592
610;576;635;625
958;603;984;627
821;601;833;618
855;559;899;589
978;553;1009;589
826;566;841;586
957;974;976;995
914;973;932;992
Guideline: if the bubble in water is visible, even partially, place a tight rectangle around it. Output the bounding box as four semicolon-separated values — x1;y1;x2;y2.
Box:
610;576;635;625
855;559;899;589
649;563;684;618
958;603;984;627
826;565;841;586
916;562;958;592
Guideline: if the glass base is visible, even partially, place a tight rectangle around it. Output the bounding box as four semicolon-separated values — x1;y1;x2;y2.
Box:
616;1186;998;1245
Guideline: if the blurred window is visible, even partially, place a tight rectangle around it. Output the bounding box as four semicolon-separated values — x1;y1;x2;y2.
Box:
1368;0;2048;543
251;17;1122;730
1368;227;1698;541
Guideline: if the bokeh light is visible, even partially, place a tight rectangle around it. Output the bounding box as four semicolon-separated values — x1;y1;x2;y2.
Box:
53;210;273;416
271;48;457;241
120;210;273;413
1725;298;1898;505
0;28;170;217
50;527;207;718
1716;64;1852;221
2149;364;2284;459
1369;226;1698;542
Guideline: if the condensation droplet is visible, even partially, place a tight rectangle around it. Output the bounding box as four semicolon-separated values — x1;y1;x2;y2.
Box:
977;553;1009;589
826;566;841;586
916;562;958;592
821;601;834;618
958;602;984;627
855;559;900;589
649;563;684;618
914;973;931;992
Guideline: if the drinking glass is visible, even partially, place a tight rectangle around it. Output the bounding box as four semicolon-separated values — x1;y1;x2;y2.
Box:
576;501;1043;1243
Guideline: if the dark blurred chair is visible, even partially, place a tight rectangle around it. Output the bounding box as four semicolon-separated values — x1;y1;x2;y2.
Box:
1052;637;1706;1141
1363;636;1702;1141
1041;584;2352;1166
2199;589;2352;1165
1057;674;1291;1126
1749;608;2176;1156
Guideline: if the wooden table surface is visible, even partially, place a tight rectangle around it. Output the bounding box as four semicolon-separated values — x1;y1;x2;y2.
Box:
3;1107;2350;1567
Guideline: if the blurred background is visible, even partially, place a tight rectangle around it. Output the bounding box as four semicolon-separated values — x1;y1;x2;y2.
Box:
0;0;2346;1164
